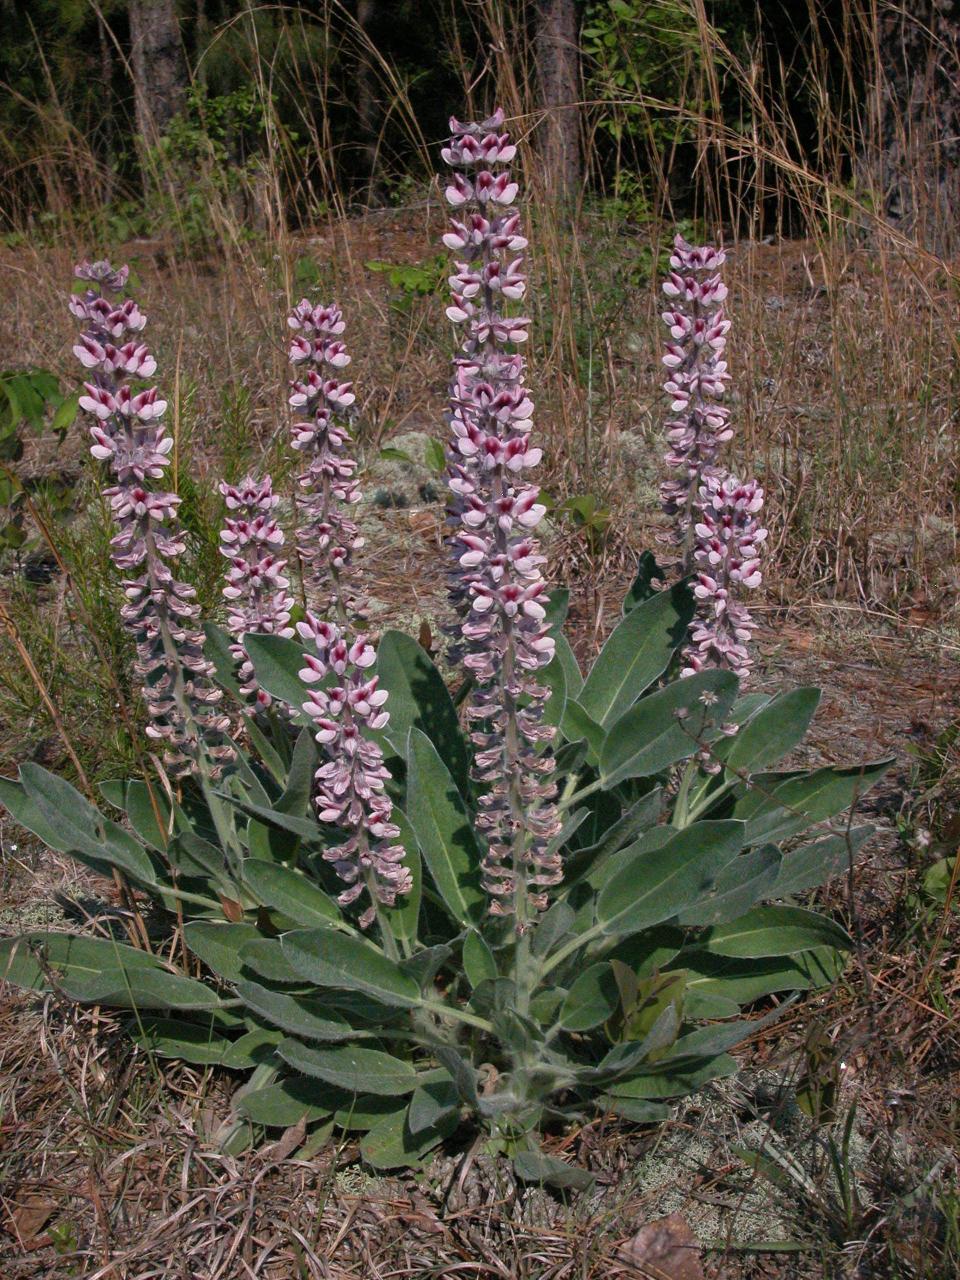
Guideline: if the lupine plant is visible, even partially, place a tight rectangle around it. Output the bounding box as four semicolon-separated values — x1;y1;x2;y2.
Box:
0;111;890;1186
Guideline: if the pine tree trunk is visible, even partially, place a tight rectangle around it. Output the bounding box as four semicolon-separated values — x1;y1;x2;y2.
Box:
871;0;960;251
357;0;385;205
535;0;582;204
128;0;188;149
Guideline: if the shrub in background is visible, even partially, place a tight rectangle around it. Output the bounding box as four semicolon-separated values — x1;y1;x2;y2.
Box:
0;109;889;1185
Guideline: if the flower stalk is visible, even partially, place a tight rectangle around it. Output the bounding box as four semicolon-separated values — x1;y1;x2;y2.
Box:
297;615;411;928
441;110;560;929
72;260;234;780
287;302;364;622
659;240;767;684
218;474;294;707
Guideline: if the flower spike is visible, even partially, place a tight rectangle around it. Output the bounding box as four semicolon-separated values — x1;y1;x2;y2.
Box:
71;260;233;776
298;615;411;927
441;110;561;924
658;239;767;683
286;301;364;620
218;474;295;706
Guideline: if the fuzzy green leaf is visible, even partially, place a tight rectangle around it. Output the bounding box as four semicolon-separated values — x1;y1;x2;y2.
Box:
463;929;497;987
183;922;263;982
676;846;781;926
376;630;470;794
513;1150;595;1191
600;670;739;787
0;933;222;1010
700;906;852;957
235;979;364;1042
278;1039;418;1095
722;688;821;772
596;820;745;937
281;929;421;1008
134;1017;231;1065
244;633;312;713
404;728;485;927
19;764;160;888
559;962;619;1030
774;827;873;897
578;583;693;728
242;860;342;926
238;1077;333;1126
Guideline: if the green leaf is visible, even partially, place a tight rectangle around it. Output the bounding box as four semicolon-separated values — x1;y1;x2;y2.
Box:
278;1039;418;1095
0;933;223;1010
239;938;304;985
676;846;781;926
774;827;873;897
608;1053;738;1099
217;794;324;842
560;700;605;762
381;808;422;945
736;760;892;845
603;1097;671;1123
406;1077;460;1135
424;437;446;473
235;979;364;1042
513;1150;595;1191
722;688;821;772
404;728;485;927
596;820;745;938
579;583;693;728
599;670;739;787
203;622;247;701
700;906;852;957
238;1077;333;1126
540;642;567;728
134;1017;230;1065
244;633;311;712
99;779;170;853
242;860;342;926
18;764;160;889
559;962;619;1030
564;787;663;885
549;634;583;700
50;390;80;434
463;929;497;987
220;1027;283;1068
334;1093;408;1130
623;551;666;614
277;728;319;815
531;900;576;959
376;631;470;794
361;1102;456;1169
679;947;845;1011
591;1004;682;1079
0;776;62;850
281;929;421;1008
544;588;570;631
183;922;262;982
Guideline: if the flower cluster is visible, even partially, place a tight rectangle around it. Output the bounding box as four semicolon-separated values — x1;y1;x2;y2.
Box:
298;614;410;927
442;109;561;922
287;302;364;619
219;475;294;706
658;239;767;683
659;236;733;566
72;260;232;776
682;474;766;681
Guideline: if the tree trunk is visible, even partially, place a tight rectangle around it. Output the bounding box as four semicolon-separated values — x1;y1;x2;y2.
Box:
535;0;582;204
128;0;188;149
357;0;386;205
871;0;960;252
